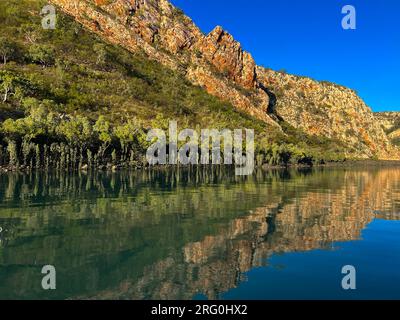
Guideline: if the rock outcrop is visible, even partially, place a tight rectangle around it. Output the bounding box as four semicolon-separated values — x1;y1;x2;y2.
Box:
50;0;275;125
196;26;256;89
375;112;400;145
257;68;399;159
50;0;400;159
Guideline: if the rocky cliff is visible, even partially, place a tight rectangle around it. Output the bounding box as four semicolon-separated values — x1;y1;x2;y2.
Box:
50;0;399;159
257;69;400;158
375;112;400;146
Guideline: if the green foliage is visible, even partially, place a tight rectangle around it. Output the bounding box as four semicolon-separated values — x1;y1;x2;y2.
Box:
93;43;108;67
6;140;18;166
0;0;347;170
28;44;55;67
57;115;92;146
0;71;36;103
0;37;18;65
113;119;147;158
94;116;111;144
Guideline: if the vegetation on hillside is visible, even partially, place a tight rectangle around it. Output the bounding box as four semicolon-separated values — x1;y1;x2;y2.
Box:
0;0;346;171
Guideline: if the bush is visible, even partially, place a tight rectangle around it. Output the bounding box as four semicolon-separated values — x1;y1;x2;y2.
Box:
28;44;55;67
0;71;35;103
0;37;18;64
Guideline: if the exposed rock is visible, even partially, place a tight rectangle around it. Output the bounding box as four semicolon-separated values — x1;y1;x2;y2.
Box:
50;0;276;127
50;0;400;159
375;112;400;145
257;67;399;159
186;65;274;124
196;26;256;89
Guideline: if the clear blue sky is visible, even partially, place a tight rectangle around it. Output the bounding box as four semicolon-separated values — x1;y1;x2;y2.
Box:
171;0;400;112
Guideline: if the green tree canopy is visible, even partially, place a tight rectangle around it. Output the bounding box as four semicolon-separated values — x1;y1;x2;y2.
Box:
0;37;18;65
28;44;55;67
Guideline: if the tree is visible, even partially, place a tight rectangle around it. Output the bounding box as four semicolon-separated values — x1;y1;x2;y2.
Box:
2;118;27;138
114;120;142;161
0;37;18;65
18;23;41;44
1;73;14;102
57;115;92;147
28;44;55;67
0;71;35;103
0;71;21;102
1;110;47;143
94;116;112;156
114;121;135;150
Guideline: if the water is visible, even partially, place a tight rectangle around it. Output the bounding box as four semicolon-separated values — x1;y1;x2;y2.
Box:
0;167;399;300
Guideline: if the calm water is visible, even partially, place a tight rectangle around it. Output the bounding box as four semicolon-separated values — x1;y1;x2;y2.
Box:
0;167;399;300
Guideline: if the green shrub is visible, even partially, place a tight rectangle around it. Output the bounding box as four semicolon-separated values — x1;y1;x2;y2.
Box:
28;44;55;67
0;37;18;64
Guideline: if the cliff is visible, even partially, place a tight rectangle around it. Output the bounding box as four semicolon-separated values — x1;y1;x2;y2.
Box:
257;69;400;158
49;0;275;125
375;112;400;146
49;0;400;160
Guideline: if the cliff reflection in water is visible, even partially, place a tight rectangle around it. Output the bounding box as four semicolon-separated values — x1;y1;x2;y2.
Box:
0;167;399;299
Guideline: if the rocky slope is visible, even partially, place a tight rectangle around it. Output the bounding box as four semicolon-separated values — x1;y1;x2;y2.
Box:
375;112;400;145
49;0;275;126
50;0;399;159
257;69;399;158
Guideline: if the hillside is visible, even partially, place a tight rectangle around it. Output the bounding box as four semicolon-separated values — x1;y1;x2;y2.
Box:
49;0;399;160
0;0;398;171
257;69;398;158
375;112;400;146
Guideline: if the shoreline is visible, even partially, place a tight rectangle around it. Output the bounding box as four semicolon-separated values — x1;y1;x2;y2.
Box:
1;159;400;174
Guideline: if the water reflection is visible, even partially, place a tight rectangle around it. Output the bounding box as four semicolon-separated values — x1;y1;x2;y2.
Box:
0;167;399;299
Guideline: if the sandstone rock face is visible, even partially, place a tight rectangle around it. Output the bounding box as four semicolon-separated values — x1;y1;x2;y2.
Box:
257;67;399;159
50;0;399;159
196;26;256;89
50;0;276;125
375;112;400;130
375;112;400;144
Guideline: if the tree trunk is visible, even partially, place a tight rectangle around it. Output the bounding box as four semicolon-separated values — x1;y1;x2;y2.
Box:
3;87;9;102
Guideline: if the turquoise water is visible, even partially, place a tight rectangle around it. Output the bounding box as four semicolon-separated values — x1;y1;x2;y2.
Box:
0;167;399;300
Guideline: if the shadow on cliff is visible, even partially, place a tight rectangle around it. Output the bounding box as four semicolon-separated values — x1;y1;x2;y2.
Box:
258;82;284;122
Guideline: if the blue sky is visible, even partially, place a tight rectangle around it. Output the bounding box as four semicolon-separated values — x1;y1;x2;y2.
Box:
171;0;400;112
